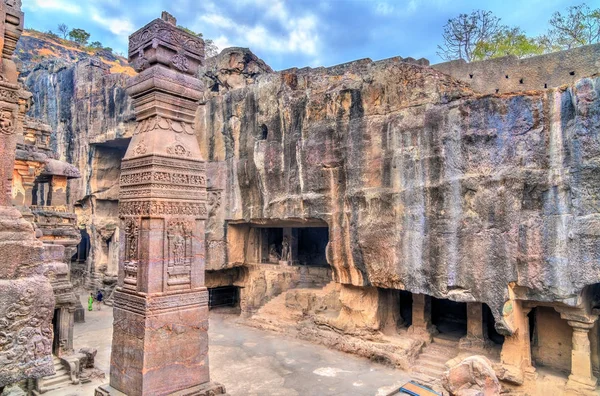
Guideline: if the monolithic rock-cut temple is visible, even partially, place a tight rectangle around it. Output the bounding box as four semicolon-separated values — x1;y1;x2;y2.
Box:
1;1;600;395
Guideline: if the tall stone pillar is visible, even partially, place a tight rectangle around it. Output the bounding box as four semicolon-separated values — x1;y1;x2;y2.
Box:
566;319;598;392
501;305;532;367
408;294;437;340
96;12;226;396
0;0;56;389
459;302;489;349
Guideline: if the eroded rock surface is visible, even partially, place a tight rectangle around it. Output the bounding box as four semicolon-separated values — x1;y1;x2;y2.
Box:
442;355;501;396
20;56;134;287
201;46;600;334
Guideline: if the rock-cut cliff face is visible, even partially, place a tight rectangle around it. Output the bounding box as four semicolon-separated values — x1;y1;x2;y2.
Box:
200;53;600;331
22;56;134;283
16;42;600;332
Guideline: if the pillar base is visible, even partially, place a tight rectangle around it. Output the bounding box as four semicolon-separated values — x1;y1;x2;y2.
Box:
566;374;597;393
407;324;438;341
95;381;228;396
459;335;492;350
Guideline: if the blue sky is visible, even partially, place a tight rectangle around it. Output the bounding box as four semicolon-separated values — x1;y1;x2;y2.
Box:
22;0;595;70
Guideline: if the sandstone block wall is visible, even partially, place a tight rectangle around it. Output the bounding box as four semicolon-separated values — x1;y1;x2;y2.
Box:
433;43;600;94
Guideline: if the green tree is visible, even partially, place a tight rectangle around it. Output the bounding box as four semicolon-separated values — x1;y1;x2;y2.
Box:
437;10;502;62
89;41;103;49
546;3;600;50
473;27;546;60
68;28;90;45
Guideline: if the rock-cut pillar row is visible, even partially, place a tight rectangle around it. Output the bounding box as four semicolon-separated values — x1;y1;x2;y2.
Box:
96;11;227;396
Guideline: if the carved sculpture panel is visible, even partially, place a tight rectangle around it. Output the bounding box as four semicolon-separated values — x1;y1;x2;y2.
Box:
123;218;140;291
0;281;54;384
0;108;15;135
166;219;194;290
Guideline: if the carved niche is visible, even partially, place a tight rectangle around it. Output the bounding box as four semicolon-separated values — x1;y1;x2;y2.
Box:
123;218;140;291
166;218;194;290
0;108;15;135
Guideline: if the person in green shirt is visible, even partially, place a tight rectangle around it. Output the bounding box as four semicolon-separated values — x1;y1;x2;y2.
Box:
88;293;94;311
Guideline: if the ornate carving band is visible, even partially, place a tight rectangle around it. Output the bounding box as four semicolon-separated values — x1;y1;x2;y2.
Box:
119;201;208;217
113;289;208;316
0;87;19;103
120;187;207;200
128;18;204;60
120;170;206;186
133;115;195;135
120;156;206;171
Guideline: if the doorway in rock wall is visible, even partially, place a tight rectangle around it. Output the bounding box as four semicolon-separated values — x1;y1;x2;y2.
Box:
254;222;329;267
72;228;90;263
432;298;467;339
483;303;505;345
208;286;240;309
260;228;283;263
529;306;573;374
296;227;329;266
52;309;60;355
399;290;413;327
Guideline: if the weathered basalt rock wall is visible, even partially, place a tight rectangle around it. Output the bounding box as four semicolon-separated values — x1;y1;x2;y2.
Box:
200;51;600;332
22;58;134;282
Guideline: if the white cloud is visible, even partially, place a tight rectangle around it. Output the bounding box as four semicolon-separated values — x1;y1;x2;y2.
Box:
200;13;237;30
199;3;320;59
24;0;82;14
212;35;232;51
91;11;134;36
375;2;395;15
407;0;420;13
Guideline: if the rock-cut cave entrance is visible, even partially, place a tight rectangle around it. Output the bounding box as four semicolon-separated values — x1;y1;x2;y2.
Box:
255;222;329;267
208;286;240;310
432;297;468;339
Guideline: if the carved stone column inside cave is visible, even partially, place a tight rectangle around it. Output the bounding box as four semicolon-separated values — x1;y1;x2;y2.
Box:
96;11;226;396
459;302;489;349
407;294;437;340
566;319;598;391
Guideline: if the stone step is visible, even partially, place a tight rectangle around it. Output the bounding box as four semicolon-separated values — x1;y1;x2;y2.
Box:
417;358;447;372
432;336;460;347
411;371;438;385
420;351;452;364
414;365;444;379
45;368;68;379
41;373;71;388
38;378;72;394
424;341;457;351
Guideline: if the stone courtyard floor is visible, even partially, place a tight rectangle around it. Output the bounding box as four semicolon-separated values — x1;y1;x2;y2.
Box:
49;303;411;395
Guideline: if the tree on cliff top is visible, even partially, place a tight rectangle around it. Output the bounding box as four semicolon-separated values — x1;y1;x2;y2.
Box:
437;10;502;62
545;3;600;50
177;25;219;57
68;28;90;46
438;3;599;62
472;27;545;60
57;23;69;40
